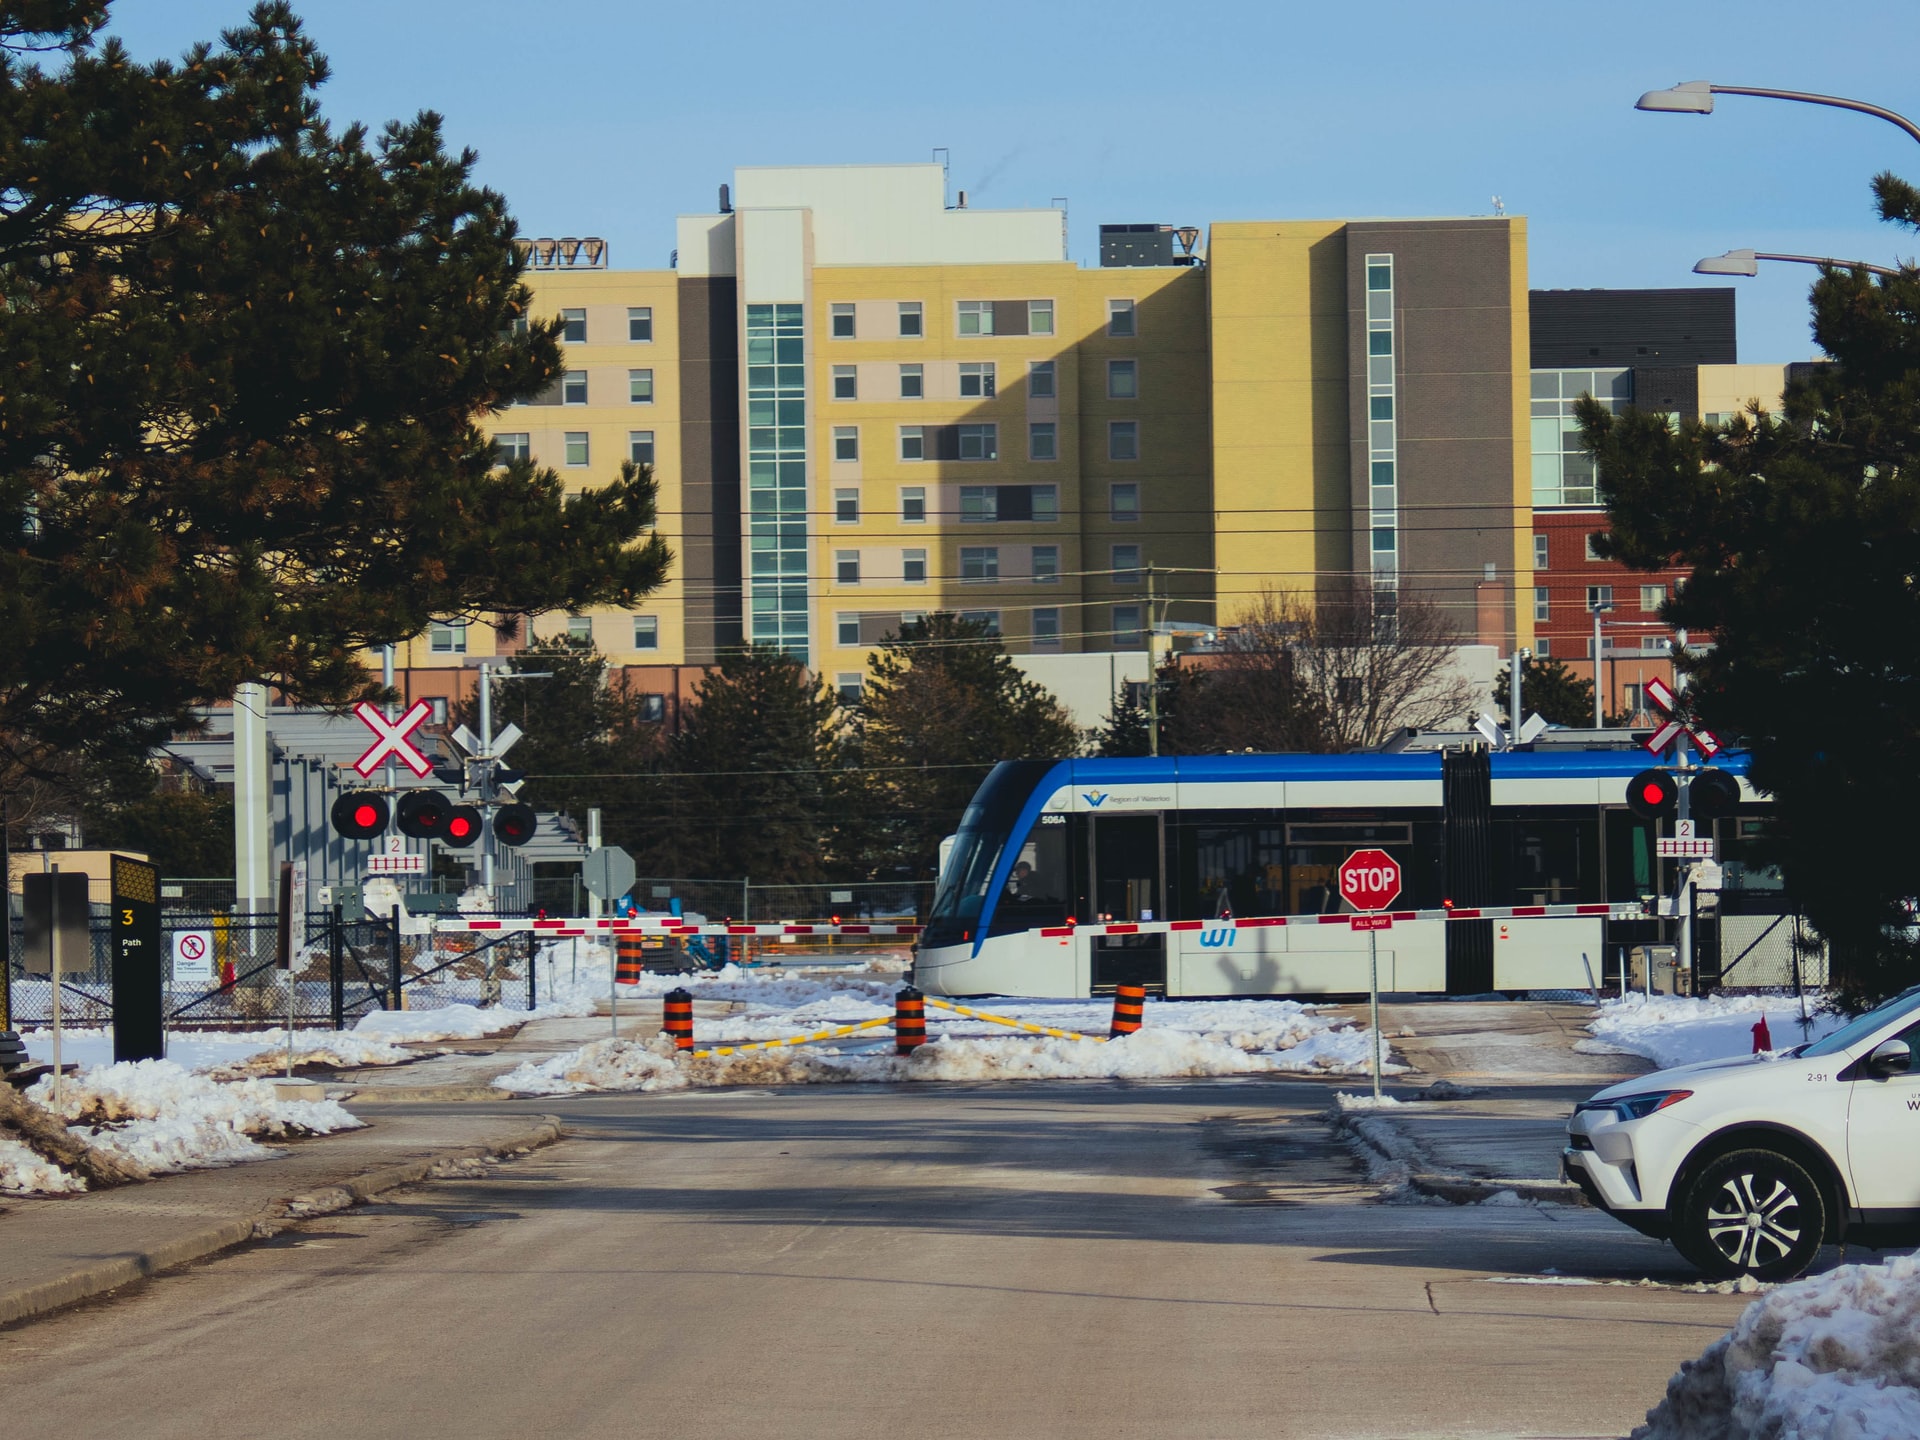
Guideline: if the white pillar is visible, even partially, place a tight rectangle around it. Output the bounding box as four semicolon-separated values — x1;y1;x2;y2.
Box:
233;683;273;915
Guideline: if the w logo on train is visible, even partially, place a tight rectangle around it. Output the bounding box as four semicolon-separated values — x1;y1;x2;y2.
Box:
1198;925;1237;949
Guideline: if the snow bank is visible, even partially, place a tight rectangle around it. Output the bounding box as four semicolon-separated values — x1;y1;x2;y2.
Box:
351;1003;521;1044
1589;992;1843;1071
0;1136;87;1195
17;1060;363;1189
1633;1252;1920;1440
493;1019;1391;1095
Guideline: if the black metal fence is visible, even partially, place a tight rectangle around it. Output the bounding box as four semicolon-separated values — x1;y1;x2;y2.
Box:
5;908;544;1030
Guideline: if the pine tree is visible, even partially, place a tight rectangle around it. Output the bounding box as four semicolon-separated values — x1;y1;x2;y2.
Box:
0;4;671;783
639;647;842;887
1493;656;1595;730
1580;170;1920;1002
853;614;1080;880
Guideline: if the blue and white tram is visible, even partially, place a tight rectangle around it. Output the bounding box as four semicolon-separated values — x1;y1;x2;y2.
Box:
912;749;1761;999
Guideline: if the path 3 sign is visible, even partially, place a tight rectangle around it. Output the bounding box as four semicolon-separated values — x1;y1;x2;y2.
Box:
1338;848;1402;918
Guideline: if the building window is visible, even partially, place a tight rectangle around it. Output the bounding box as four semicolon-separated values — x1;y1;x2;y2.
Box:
1531;368;1633;507
1534;586;1550;622
428;697;449;724
628;307;653;342
1107;299;1136;337
562;370;588;405
1533;533;1549;569
1108;421;1138;461
638;693;666;723
629;369;654;404
1372;526;1396;553
1586;585;1614;610
831;302;855;338
1111;543;1142;584
1110;482;1139;522
1029;422;1057;461
959;362;996;398
1643;634;1671;654
836;612;859;646
836;673;864;704
566;614;592;645
632;615;658;650
1641;583;1667;611
1032;545;1059;584
833;427;859;463
1028;299;1054;335
836;551;861;585
1367;262;1392;291
832;365;857;400
960;546;999;582
899;426;924;461
834;486;859;522
565;432;590;466
902;548;927;584
1030;485;1059;522
959;486;996;523
1369;329;1392;356
1029;360;1056;398
900;486;926;523
898;302;922;337
1032;607;1061;645
957;300;994;336
1112;604;1144;645
561;308;587;343
1369;395;1393;421
628;431;653;465
899;364;923;399
1107;359;1137;399
745;302;811;657
959;609;1001;635
1585;532;1605;561
958;423;997;461
493;432;530;465
428;620;468;654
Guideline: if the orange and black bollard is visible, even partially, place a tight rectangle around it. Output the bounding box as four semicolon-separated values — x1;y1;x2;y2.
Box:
1109;982;1146;1038
895;986;927;1055
615;934;646;986
662;987;695;1052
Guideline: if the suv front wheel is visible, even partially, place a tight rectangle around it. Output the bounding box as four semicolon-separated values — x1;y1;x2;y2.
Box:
1672;1148;1826;1282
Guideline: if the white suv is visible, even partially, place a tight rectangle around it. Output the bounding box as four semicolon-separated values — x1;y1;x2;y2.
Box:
1564;985;1920;1280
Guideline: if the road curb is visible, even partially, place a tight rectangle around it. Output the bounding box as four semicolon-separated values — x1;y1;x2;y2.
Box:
0;1114;563;1331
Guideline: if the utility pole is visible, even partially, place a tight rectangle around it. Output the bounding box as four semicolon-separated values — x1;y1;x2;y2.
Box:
1145;567;1161;757
1591;603;1607;728
478;660;496;899
1510;649;1525;733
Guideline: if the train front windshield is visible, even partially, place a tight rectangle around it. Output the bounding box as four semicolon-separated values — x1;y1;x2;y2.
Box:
923;760;1056;950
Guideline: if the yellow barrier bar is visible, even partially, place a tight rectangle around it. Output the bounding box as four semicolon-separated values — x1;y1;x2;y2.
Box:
923;998;1105;1043
691;1015;893;1058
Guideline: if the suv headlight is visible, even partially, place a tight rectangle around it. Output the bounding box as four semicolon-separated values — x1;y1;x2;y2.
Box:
1575;1089;1693;1122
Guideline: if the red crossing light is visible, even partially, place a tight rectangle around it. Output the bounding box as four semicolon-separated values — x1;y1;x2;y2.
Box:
1625;769;1678;820
331;791;389;839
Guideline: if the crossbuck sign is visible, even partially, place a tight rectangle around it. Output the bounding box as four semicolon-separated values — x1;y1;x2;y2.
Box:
352;700;434;778
1642;676;1721;760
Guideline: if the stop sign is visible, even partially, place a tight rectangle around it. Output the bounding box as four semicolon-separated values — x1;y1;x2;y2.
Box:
1338;848;1402;912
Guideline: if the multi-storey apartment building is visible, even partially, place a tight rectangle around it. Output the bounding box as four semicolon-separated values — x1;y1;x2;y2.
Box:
387;164;1559;723
1527;288;1785;717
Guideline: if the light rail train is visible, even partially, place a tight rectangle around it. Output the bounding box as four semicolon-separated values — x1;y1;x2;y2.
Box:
911;749;1763;999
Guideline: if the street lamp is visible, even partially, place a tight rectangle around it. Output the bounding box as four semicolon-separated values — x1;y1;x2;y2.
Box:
1635;81;1920;146
1590;601;1613;729
1693;248;1898;277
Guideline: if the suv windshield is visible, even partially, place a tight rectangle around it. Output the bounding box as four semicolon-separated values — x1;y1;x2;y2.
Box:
1799;986;1920;1059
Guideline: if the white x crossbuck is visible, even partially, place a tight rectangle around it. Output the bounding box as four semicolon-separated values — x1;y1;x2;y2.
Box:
352;700;435;777
1641;676;1722;759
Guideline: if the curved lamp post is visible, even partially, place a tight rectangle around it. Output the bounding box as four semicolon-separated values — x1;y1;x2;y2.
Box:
1693;248;1898;277
1636;81;1920;146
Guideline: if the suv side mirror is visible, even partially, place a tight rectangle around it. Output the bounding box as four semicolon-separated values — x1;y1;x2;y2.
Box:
1866;1038;1914;1077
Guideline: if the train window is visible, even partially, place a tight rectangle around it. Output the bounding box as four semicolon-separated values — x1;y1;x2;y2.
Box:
989;821;1073;935
1283;822;1413;846
1498;813;1599;904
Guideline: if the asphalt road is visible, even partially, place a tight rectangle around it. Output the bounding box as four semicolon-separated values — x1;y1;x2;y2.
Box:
0;1078;1747;1440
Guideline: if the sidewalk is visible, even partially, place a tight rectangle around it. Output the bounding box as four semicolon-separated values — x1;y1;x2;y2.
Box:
0;1101;559;1329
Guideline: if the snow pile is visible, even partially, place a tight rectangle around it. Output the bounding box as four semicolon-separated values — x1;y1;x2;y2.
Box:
22;1060;363;1182
0;1136;87;1195
492;1036;692;1096
494;1021;1390;1095
1334;1090;1404;1110
352;1003;522;1044
1588;993;1843;1070
1633;1252;1920;1440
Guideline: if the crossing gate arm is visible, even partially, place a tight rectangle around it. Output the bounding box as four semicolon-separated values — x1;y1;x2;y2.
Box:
690;1015;893;1058
922;998;1104;1043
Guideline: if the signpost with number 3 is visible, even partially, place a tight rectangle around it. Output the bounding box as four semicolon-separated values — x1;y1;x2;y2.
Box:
1340;848;1402;1099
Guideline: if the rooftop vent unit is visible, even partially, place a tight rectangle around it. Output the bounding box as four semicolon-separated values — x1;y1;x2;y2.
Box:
1100;223;1201;268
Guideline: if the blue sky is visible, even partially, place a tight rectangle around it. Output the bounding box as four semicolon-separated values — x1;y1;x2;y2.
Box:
104;0;1920;361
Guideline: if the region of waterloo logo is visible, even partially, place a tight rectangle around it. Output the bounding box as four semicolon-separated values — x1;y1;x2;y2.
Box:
1082;791;1108;807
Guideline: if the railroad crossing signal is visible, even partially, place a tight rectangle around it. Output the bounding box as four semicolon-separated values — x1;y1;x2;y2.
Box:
442;805;482;847
331;791;389;839
1642;676;1721;759
1338;848;1402;913
395;789;453;839
352;699;435;778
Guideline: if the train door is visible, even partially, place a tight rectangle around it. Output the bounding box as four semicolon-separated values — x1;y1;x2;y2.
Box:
1090;812;1165;992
